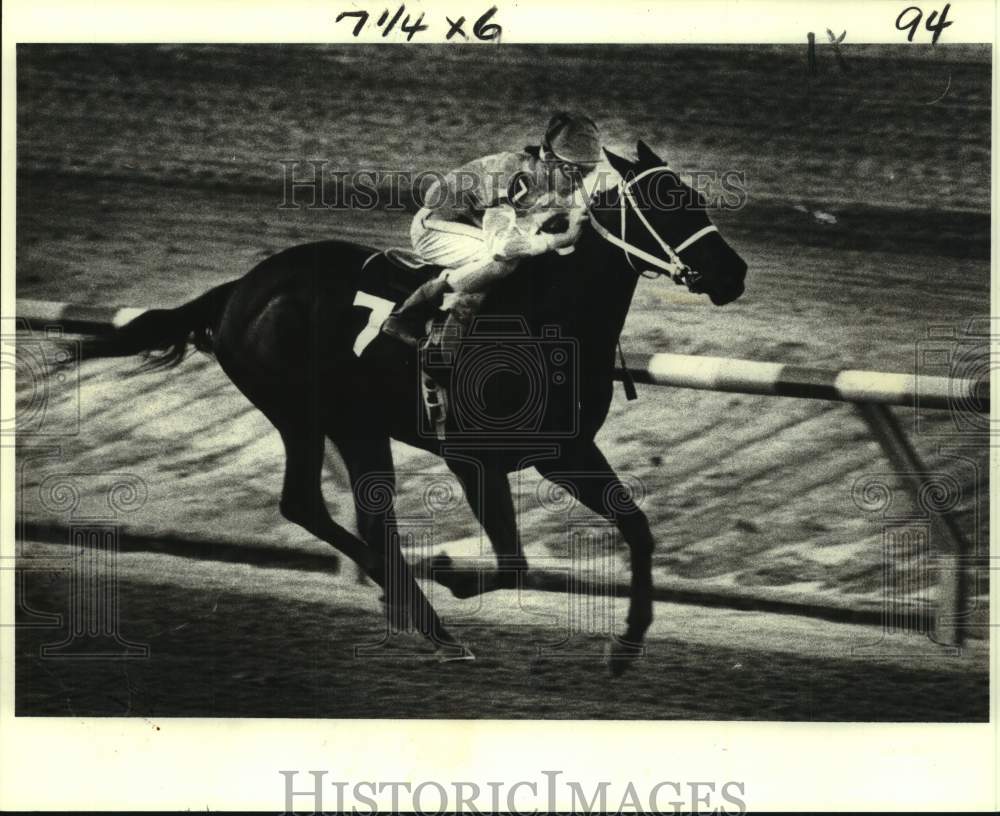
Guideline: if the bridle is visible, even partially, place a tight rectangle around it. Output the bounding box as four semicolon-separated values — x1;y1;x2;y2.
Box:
583;166;718;290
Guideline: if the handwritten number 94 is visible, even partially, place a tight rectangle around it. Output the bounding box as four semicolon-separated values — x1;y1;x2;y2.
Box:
896;4;953;44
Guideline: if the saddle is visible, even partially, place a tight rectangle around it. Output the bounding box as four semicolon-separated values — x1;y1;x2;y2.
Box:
362;246;441;281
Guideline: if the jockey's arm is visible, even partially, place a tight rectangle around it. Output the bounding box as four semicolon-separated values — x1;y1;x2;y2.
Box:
483;202;584;261
421;153;516;226
484;205;551;260
418;153;586;286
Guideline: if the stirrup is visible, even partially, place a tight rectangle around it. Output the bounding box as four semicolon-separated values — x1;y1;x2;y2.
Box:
421;371;448;440
380;276;452;347
382;314;436;348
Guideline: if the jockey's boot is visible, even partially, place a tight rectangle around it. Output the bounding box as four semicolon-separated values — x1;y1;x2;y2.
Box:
380;276;453;347
419;293;486;440
423;293;485;370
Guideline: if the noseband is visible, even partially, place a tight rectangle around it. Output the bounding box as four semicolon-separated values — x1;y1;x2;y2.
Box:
584;166;718;289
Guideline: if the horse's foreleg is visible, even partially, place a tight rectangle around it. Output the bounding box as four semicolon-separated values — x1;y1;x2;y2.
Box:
536;442;654;676
437;457;527;596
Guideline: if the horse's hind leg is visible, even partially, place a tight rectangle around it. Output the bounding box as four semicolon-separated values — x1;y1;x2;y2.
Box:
277;426;383;579
333;435;472;659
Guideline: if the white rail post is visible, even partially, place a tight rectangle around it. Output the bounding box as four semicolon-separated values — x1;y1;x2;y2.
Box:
855;402;968;647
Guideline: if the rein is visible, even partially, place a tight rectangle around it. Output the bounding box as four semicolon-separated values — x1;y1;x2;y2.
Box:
583;166;718;290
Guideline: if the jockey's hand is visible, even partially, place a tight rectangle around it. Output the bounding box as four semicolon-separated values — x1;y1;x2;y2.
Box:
490;227;550;260
547;225;580;250
489;207;587;260
538;212;570;234
547;208;587;250
490;229;532;260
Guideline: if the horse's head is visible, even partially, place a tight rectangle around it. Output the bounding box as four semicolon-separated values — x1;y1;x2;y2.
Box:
595;140;747;306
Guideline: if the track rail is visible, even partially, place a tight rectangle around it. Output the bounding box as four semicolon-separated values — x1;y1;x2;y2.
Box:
14;297;988;645
15;298;987;412
619;352;986;412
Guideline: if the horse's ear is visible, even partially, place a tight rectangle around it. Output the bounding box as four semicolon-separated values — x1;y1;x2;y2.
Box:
636;139;665;168
603;147;635;179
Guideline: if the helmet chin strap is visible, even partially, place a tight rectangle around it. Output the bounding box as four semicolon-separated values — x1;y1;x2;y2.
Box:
583;166;718;288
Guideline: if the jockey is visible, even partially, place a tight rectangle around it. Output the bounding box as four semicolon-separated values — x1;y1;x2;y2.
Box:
380;112;602;346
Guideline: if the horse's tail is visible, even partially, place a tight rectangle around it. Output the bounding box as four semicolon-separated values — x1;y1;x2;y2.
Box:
78;281;237;371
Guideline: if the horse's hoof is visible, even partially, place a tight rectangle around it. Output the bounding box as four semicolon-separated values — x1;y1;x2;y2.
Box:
436;644;476;663
604;640;643;677
429;553;482;599
430;553;453;569
429;553;455;583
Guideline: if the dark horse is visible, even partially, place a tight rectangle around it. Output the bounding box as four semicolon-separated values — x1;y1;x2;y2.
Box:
78;141;746;675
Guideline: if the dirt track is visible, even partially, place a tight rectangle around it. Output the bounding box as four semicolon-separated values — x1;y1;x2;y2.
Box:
15;541;988;720
14;45;991;719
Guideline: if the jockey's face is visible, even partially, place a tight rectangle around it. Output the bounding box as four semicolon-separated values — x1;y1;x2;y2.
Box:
559;161;596;186
541;147;597;197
